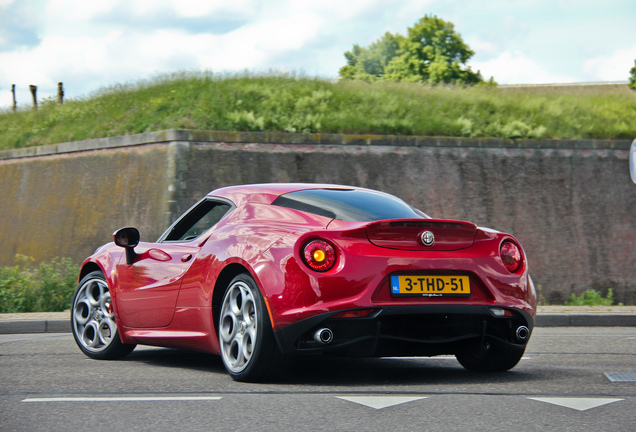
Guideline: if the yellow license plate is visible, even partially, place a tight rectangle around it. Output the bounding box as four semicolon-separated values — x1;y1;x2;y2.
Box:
391;275;471;297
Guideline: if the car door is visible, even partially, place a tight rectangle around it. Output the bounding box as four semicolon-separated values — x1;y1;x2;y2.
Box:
114;198;233;328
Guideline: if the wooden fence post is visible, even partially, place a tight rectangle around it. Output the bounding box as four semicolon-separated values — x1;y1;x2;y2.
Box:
58;82;64;105
12;84;17;112
29;85;37;110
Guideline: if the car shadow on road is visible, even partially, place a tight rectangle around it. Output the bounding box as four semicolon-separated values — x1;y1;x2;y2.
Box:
123;347;226;374
121;347;542;386
279;354;541;386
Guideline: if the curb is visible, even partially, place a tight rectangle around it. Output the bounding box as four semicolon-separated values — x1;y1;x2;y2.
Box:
0;319;71;334
535;314;636;327
1;311;635;334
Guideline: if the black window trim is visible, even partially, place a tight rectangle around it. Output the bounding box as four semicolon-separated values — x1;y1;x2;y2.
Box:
157;196;235;243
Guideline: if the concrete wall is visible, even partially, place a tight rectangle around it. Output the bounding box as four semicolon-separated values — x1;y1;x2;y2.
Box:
1;130;634;304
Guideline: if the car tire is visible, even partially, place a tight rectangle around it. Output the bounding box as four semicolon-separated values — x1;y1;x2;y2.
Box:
455;340;525;372
71;271;136;360
219;273;286;382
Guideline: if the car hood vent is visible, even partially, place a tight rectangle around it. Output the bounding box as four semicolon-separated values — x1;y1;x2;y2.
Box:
365;219;477;251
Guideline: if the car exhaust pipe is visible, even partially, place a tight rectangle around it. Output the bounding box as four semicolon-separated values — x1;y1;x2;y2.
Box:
313;328;334;344
516;326;530;342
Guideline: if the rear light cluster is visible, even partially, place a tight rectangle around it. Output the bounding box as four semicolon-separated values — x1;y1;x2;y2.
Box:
302;239;336;272
500;241;522;273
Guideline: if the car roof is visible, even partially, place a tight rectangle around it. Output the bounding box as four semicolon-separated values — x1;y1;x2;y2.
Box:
208;183;370;207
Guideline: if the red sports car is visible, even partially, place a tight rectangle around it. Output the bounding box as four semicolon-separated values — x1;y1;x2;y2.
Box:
71;183;536;381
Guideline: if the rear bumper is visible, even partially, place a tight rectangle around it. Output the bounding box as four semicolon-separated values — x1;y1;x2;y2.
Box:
273;304;534;357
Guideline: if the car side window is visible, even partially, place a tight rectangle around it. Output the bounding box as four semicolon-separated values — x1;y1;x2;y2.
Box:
163;200;232;242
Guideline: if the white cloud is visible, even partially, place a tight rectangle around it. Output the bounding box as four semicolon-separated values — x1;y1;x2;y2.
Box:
0;33;109;108
286;0;376;18
466;38;498;58
46;0;115;21
392;0;436;22
123;0;259;20
470;51;576;84
582;46;636;82
0;7;331;108
46;0;258;21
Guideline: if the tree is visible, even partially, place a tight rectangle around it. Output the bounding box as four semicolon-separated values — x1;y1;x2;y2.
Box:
629;60;636;91
339;32;404;81
339;15;484;85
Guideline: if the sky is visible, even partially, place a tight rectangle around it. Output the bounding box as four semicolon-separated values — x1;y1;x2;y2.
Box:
1;0;635;109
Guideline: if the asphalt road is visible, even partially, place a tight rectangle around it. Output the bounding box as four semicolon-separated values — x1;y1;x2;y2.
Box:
1;327;634;432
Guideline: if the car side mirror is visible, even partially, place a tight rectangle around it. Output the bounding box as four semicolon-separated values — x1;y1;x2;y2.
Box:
113;227;140;265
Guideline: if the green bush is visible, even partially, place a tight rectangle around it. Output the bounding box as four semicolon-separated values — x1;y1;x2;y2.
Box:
564;289;618;306
0;256;79;313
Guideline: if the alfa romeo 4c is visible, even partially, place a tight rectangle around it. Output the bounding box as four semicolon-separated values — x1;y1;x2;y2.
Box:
71;183;536;381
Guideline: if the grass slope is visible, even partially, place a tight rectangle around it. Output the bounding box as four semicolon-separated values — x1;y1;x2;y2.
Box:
1;72;635;150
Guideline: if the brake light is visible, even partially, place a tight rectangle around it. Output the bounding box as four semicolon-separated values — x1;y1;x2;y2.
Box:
500;241;522;272
302;239;336;272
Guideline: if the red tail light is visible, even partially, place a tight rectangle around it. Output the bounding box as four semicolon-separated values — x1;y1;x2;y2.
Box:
500;241;522;273
302;239;336;272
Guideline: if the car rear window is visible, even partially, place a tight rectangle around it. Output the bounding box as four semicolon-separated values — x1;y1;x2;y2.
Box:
272;188;427;222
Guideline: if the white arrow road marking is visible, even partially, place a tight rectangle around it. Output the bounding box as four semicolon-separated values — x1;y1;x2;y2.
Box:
528;397;624;411
337;396;428;410
604;372;636;382
22;396;222;402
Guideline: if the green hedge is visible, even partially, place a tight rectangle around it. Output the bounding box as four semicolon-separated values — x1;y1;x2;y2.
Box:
0;256;79;313
565;289;621;306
